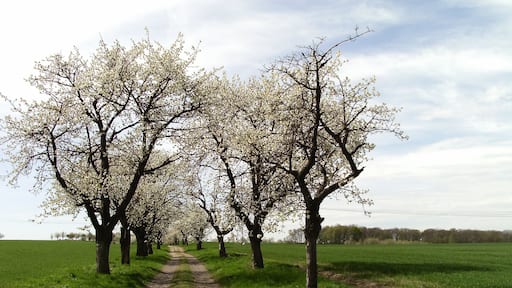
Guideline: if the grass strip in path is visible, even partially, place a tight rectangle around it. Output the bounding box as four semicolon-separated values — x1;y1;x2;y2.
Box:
146;246;219;288
169;258;194;288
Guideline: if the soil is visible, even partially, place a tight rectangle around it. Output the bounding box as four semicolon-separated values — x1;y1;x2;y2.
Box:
145;246;220;288
319;271;388;288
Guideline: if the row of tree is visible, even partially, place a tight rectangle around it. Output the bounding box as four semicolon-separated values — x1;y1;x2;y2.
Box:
319;225;418;243
50;231;95;241
1;29;403;288
308;225;512;244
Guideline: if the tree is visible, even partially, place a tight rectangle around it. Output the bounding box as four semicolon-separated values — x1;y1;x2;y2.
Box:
0;233;4;239
1;34;211;274
270;33;406;287
102;152;183;262
196;75;297;268
170;203;210;250
285;228;305;244
124;156;183;258
187;165;235;257
319;225;351;244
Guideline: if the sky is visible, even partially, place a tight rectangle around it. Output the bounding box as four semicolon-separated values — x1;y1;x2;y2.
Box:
0;0;511;240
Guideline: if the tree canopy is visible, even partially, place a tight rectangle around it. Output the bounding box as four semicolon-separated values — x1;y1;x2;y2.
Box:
1;34;214;274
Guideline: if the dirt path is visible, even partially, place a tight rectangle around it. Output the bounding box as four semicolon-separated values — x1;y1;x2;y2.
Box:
145;246;220;288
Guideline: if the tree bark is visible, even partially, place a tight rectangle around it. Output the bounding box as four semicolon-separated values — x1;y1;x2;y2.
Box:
218;235;228;257
95;228;112;274
196;238;203;250
148;242;154;254
134;228;148;257
249;232;264;269
120;226;131;265
305;204;323;288
156;233;163;250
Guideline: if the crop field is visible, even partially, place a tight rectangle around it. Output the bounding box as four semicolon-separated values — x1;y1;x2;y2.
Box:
187;242;512;287
1;240;511;287
0;240;168;288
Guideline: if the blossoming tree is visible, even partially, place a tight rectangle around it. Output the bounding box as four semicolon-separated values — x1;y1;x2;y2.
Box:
196;75;298;268
125;155;184;257
184;158;236;257
269;34;407;287
1;34;211;274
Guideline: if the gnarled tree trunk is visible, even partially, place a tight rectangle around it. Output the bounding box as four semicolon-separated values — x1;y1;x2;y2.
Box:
95;227;113;274
304;204;323;288
196;237;203;250
249;225;264;268
120;226;131;265
133;227;148;257
148;242;154;254
218;235;228;257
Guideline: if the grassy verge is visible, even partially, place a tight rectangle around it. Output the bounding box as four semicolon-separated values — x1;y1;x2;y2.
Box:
186;242;512;287
186;243;348;287
169;258;194;288
0;240;169;288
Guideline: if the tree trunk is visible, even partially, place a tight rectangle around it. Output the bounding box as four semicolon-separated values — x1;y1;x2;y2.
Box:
148;242;154;254
196;238;203;250
181;231;189;245
137;240;148;256
120;226;131;265
157;241;161;249
305;204;323;288
134;228;148;257
249;233;264;268
218;235;228;257
95;228;112;274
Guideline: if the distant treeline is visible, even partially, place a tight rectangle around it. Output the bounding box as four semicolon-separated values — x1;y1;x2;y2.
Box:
51;232;95;241
284;225;512;244
319;225;512;244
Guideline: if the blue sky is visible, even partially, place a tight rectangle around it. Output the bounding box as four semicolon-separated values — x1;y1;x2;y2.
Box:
1;0;511;240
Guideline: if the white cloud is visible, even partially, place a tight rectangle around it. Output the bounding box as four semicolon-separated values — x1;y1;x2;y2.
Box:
365;137;512;179
341;44;512;137
1;0;511;237
357;137;512;220
0;0;168;100
345;47;512;82
446;0;512;9
125;0;406;77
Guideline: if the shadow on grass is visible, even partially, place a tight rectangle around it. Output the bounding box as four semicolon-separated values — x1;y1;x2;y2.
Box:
324;261;492;277
54;266;151;288
101;273;148;288
103;252;170;287
133;253;169;265
228;252;248;257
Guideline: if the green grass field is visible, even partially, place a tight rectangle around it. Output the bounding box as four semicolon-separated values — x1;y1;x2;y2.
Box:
186;242;512;287
2;240;511;287
0;240;168;288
